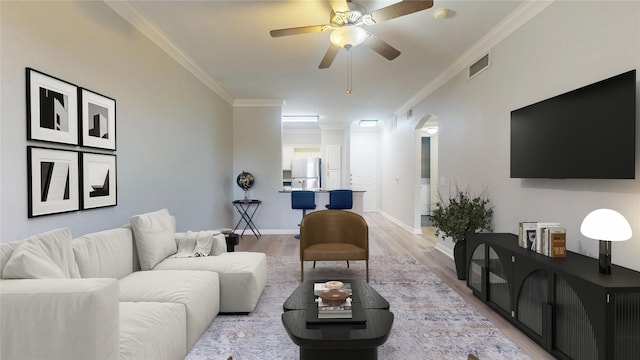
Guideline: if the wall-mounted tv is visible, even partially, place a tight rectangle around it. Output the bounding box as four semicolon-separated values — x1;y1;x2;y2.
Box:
510;70;636;179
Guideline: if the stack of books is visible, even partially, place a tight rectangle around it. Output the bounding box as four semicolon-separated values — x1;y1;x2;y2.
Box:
316;297;352;319
314;282;353;319
518;221;566;258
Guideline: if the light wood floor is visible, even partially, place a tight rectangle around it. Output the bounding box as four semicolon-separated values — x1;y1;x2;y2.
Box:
235;212;554;359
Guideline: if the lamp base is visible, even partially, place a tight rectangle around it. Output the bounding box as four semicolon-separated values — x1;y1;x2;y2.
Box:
599;240;612;274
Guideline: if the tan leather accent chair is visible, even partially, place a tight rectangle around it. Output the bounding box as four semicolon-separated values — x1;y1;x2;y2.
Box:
299;210;369;282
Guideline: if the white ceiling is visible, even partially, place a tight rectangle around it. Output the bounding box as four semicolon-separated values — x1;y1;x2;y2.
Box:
106;0;525;129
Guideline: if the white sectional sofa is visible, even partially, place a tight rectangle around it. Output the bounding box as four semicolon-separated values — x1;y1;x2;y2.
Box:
0;209;267;360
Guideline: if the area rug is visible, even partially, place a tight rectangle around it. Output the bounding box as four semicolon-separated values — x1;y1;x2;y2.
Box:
187;255;530;360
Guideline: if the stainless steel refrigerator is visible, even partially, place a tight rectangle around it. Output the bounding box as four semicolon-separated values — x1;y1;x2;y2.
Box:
291;157;321;190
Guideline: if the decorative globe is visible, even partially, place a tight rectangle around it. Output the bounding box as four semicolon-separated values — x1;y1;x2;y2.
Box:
236;171;255;191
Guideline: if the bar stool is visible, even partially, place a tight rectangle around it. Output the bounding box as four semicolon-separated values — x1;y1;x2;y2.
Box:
325;189;353;210
291;190;316;239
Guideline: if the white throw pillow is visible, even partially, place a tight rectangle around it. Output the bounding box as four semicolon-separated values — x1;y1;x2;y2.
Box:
130;209;177;270
2;228;80;279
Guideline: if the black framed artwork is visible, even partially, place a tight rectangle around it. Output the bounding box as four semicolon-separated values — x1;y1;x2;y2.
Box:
80;152;117;210
79;88;116;150
26;68;78;145
27;146;80;217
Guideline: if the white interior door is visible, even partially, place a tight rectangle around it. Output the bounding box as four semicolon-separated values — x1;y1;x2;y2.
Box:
350;133;378;212
325;145;341;189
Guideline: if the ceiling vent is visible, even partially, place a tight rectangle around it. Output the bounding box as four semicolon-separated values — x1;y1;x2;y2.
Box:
469;53;490;79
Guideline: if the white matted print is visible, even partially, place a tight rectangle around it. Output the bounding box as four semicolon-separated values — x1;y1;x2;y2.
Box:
27;68;78;145
80;88;116;150
28;147;79;217
81;152;117;210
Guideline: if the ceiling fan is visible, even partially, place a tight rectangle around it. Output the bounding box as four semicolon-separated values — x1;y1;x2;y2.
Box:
270;0;434;69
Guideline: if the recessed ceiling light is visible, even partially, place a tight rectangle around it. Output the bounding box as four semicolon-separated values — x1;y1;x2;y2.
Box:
433;7;450;20
359;119;378;127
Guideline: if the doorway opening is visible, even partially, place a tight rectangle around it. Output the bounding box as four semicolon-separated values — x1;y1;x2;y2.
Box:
414;114;438;232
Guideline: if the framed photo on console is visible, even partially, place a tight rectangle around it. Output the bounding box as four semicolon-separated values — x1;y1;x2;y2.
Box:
26;68;78;145
27;146;80;217
79;88;116;150
80;152;117;210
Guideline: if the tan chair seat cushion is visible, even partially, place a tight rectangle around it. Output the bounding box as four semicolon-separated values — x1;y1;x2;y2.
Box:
303;243;367;261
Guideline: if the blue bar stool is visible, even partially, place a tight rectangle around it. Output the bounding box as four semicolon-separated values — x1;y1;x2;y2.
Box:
291;190;316;239
325;189;353;210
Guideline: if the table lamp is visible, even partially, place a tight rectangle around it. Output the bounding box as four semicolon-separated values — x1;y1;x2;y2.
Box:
580;208;632;274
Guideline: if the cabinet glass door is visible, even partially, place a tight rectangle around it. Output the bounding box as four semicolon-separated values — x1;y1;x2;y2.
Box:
488;247;510;313
517;270;548;336
468;243;485;294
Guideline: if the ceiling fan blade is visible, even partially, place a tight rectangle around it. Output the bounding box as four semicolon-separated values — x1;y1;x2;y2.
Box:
369;0;434;23
270;25;328;38
329;0;350;13
319;43;342;68
364;34;401;60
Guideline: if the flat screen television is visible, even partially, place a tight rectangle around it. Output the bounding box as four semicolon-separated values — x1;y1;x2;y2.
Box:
510;70;636;179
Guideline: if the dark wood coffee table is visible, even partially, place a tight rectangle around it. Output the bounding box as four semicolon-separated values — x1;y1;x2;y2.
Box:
282;279;393;360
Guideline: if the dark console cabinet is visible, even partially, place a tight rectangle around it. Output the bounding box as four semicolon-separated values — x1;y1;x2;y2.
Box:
466;233;640;360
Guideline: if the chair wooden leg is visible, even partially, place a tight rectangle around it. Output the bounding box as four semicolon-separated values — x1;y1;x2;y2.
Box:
313;261;316;269
346;260;350;268
301;261;304;282
366;260;369;282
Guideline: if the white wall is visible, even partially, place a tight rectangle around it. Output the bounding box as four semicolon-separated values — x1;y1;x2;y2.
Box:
282;130;321;146
233;104;306;233
0;1;234;242
383;1;640;271
379;111;420;231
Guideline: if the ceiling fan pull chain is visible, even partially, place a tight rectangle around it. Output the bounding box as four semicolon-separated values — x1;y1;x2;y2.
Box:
346;48;353;94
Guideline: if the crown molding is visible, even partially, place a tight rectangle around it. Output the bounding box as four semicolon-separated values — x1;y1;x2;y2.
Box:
233;99;284;107
395;0;555;116
104;1;234;105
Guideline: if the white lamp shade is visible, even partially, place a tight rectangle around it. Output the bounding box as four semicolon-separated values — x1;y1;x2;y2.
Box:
580;208;632;241
330;26;367;48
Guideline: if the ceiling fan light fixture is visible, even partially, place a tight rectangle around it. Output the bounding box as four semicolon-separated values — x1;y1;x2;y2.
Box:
330;26;367;48
362;14;375;26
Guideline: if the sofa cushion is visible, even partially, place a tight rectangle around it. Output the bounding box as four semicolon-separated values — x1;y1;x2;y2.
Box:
1;278;119;360
130;209;177;270
154;252;267;313
119;302;186;360
2;228;80;279
119;270;219;349
72;227;134;279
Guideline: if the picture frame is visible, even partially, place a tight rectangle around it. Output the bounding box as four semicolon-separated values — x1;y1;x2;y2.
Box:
27;146;80;217
79;88;116;150
27;68;78;145
81;152;117;210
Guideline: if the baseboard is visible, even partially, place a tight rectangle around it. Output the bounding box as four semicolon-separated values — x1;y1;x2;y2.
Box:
435;242;454;259
238;229;297;235
378;211;422;234
239;211;422;235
